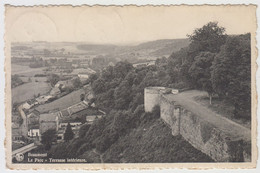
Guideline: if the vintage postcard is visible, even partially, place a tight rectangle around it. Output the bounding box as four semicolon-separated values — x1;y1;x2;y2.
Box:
4;5;257;169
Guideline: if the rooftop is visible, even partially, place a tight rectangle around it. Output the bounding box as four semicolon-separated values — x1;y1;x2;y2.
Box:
86;116;98;122
68;101;88;115
71;68;96;75
60;118;83;123
60;109;70;117
28;109;40;116
28;124;40;130
39;112;58;122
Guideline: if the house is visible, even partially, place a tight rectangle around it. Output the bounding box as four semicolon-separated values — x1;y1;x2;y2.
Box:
85;115;104;124
55;102;106;140
79;62;89;68
57;118;83;142
60;109;70;117
28;124;40;138
57;101;89;123
54;80;73;90
22;102;33;110
90;102;96;108
36;95;53;104
50;87;61;96
12;114;22;124
71;68;96;80
85;109;106;124
78;74;89;79
71;68;96;75
27;109;40;125
12;126;22;141
39;112;59;135
67;101;88;116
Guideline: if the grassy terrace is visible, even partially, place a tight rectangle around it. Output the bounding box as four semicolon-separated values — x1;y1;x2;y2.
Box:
36;89;85;113
194;94;251;129
164;90;251;141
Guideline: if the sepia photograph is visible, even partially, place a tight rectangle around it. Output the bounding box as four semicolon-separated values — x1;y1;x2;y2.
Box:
4;5;257;169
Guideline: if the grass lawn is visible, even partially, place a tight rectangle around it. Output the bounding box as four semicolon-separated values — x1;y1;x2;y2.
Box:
12;81;51;103
12;64;46;77
36;89;85;113
194;95;251;129
20;77;48;83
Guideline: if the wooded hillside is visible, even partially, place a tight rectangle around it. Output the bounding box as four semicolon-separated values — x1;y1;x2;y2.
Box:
47;22;251;162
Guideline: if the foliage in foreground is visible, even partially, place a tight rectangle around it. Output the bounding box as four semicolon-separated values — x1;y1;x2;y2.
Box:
48;105;212;162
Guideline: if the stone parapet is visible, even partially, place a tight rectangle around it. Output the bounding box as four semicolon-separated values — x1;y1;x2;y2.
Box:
144;87;251;162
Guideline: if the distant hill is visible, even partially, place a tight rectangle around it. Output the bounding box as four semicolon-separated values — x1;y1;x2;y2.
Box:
12;39;190;62
136;39;190;57
77;38;190;60
76;44;118;55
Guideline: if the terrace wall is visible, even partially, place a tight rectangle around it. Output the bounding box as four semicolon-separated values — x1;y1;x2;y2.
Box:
144;87;251;162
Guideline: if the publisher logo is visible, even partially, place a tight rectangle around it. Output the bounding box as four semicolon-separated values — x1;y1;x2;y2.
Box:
15;153;24;162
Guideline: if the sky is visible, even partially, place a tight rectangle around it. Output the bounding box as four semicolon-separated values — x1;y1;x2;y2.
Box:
5;5;256;45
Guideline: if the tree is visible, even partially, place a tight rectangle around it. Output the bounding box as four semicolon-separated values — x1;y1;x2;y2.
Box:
11;75;23;88
48;74;60;87
188;22;227;54
88;73;98;84
16;114;23;126
188;52;215;104
72;77;82;89
114;80;133;110
101;66;114;82
92;78;106;94
140;71;158;87
64;123;74;142
211;34;251;119
113;61;134;79
167;47;190;85
41;129;56;150
130;92;144;111
80;94;85;101
177;22;227;88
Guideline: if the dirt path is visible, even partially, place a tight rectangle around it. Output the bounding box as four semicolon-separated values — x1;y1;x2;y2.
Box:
18;105;28;137
164;90;251;141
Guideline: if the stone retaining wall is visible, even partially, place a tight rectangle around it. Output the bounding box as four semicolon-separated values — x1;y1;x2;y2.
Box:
144;87;251;162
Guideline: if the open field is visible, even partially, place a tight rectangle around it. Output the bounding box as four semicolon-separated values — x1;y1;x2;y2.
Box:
12;64;46;77
12;63;50;103
20;77;48;83
36;89;85;113
12;81;51;103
